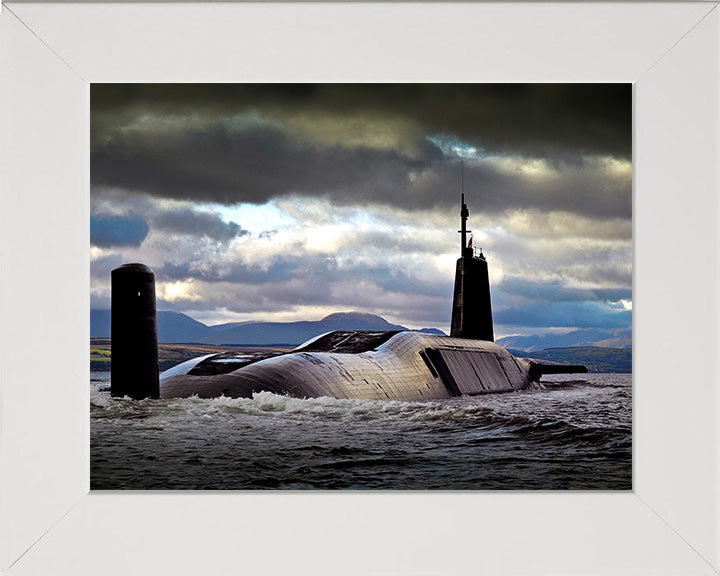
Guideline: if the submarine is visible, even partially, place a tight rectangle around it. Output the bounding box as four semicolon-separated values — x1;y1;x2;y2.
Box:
110;196;587;401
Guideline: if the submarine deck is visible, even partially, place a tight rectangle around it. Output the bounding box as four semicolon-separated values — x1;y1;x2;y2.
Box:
159;331;542;400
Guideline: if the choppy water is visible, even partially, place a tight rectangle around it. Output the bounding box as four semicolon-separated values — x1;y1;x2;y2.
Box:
91;372;631;490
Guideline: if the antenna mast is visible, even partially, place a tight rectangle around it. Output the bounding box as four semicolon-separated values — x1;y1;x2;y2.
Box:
459;157;470;254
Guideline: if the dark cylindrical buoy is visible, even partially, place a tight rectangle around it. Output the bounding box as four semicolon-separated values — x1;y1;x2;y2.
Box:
111;263;159;399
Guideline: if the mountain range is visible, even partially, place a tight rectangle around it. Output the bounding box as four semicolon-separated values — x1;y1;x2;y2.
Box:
92;309;632;351
90;310;444;346
497;327;632;352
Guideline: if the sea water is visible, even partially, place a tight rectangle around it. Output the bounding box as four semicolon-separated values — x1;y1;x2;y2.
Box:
91;372;631;490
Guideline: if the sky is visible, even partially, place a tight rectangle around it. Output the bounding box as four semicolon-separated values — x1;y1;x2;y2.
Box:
90;84;632;337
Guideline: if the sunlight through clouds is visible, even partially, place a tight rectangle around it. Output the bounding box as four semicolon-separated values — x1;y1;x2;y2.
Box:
156;280;203;302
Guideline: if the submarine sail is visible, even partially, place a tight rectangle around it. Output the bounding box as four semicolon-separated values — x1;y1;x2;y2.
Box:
450;193;494;341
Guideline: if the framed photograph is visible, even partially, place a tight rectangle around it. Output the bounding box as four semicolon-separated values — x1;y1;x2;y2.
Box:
88;81;633;492
1;2;718;575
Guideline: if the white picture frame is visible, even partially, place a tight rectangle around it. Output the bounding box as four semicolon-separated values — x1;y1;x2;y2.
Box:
1;2;718;574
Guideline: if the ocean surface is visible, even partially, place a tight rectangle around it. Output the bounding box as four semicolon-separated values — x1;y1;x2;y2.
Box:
91;372;632;490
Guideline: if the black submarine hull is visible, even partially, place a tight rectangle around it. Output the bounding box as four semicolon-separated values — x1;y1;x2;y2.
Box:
160;331;548;401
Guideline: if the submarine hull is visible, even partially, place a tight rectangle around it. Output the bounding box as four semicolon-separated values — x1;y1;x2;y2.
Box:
160;331;541;401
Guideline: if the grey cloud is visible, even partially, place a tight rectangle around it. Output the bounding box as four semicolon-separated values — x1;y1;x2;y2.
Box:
331;263;451;300
327;278;452;327
92;190;248;245
149;256;453;326
490;234;632;281
496;277;631;305
566;261;632;288
416;159;631;219
157;260;298;285
152;207;247;242
155;252;450;301
91;188;156;215
156;276;335;314
90;253;125;281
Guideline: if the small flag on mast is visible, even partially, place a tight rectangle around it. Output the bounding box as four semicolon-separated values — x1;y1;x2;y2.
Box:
468;235;473;249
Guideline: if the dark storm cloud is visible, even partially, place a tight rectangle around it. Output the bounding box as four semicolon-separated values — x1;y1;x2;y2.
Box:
92;124;629;218
90;214;149;247
91;84;631;217
92;122;427;206
152;207;248;242
92;84;631;159
416;158;630;219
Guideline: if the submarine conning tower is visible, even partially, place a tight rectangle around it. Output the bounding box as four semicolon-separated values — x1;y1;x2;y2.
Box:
450;194;494;341
111;263;159;399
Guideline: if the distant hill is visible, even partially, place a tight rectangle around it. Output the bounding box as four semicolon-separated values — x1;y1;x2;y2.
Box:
91;310;213;342
157;311;212;343
498;328;632;352
90;310;445;345
508;346;632;373
200;312;443;345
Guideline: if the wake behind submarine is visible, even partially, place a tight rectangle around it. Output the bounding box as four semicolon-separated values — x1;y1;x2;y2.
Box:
110;196;587;401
